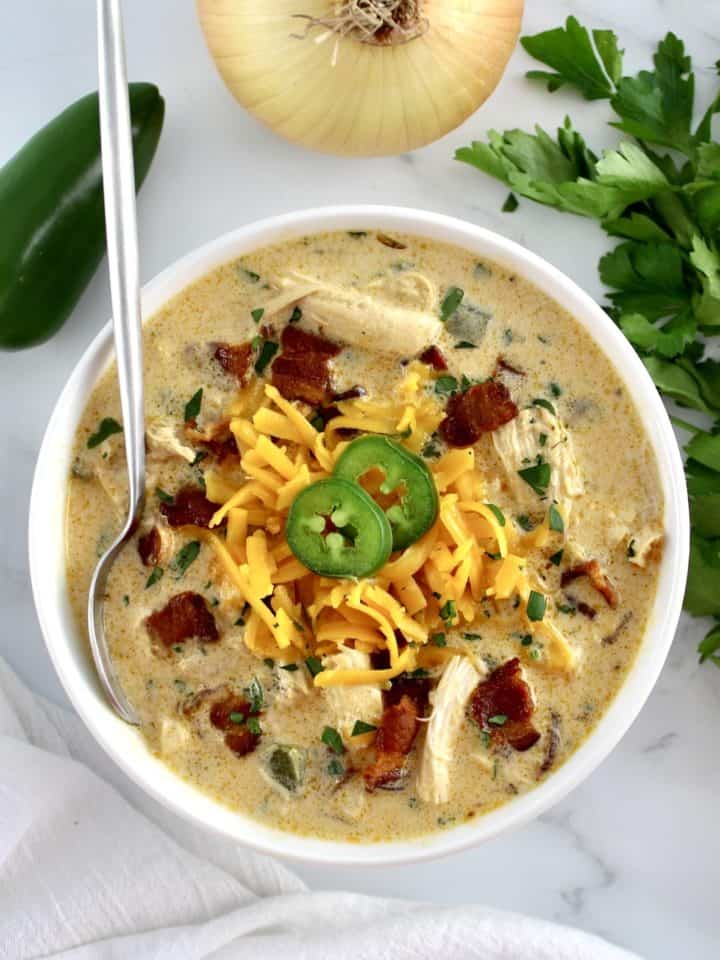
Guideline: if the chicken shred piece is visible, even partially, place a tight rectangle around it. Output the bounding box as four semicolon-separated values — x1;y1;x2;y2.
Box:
416;656;484;804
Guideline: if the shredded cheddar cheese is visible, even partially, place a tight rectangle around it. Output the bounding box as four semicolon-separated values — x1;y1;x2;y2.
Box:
197;370;574;683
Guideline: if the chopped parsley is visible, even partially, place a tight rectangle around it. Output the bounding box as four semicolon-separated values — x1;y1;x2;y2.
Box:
351;720;378;736
247;716;262;736
87;417;122;449
305;655;325;677
485;503;506;527
532;397;556;415
229;712;245;724
263;658;275;669
502;192;519;212
430;632;447;647
321;725;345;754
239;267;260;283
246;677;264;713
440;599;457;625
548;503;564;533
550;548;564;566
254;339;279;375
518;461;551;496
289;305;302;323
516;514;534;532
184;388;203;423
251;307;264;324
170;541;200;578
454;340;477;349
488;714;508;726
280;662;300;672
435;375;459;396
440;286;464;322
327;758;345;777
145;566;164;589
156;487;174;503
527;590;547;622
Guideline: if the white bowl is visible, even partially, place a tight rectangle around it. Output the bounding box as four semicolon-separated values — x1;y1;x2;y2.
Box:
29;206;689;866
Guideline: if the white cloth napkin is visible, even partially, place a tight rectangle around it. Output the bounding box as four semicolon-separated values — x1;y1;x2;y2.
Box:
0;657;641;960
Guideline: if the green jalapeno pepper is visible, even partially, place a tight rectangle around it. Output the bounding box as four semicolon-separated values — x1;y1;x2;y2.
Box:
286;478;393;578
333;435;439;551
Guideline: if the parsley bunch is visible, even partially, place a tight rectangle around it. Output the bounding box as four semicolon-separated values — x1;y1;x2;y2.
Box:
456;17;720;667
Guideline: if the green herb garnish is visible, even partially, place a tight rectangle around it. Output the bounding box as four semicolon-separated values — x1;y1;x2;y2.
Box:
488;714;508;726
550;549;564;566
305;655;325;677
351;720;377;736
440;599;457;625
145;566;164;589
156;487;174;503
485;503;506;527
518;462;551;496
327;758;345;777
502;192;519;212
246;677;264;713
532;398;556;415
527;590;547;622
87;417;122;448
184;388;203;423
455;340;477;349
171;541;200;578
516;514;534;532
440;286;464;321
251;307;265;324
247;716;261;735
435;375;459;396
430;632;447;647
229;712;245;724
549;504;564;533
254;340;279;375
321;725;345;754
263;658;275;669
280;662;299;671
289;305;302;323
240;267;260;283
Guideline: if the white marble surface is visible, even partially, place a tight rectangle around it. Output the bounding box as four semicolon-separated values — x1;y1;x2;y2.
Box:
1;1;719;956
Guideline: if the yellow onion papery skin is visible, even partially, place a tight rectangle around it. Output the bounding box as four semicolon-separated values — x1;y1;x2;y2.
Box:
196;0;524;157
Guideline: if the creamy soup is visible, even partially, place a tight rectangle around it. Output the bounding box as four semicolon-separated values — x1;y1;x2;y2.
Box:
66;230;664;843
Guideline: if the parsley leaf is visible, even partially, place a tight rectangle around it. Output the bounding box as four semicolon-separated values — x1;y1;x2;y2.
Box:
87;417;122;448
521;16;619;101
170;541;200;578
184;388;203;423
321;726;345;755
518;461;551;496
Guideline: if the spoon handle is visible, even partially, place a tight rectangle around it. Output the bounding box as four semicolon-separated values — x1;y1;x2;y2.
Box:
97;0;145;521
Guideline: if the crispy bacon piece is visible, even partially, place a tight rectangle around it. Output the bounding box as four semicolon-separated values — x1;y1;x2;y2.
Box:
145;592;219;648
209;694;260;757
138;527;162;567
271;325;341;406
576;600;597;620
185;420;239;465
363;694;421;791
561;560;618;608
440;380;518;448
160;486;217;528
419;345;448;371
470;658;540;752
213;342;252;383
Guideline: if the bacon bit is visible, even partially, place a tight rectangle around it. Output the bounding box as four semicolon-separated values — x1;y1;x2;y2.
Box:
495;356;525;377
160;486;217;528
138;527;162;567
145;592;219;648
363;694;421;791
376;232;406;250
271;325;341;406
440;381;518;448
385;675;430;713
561;560;618;608
185;420;239;464
470;658;540;752
213;343;252;383
205;693;261;757
419;345;448;371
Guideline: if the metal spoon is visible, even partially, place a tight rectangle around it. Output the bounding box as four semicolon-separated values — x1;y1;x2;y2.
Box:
87;0;145;724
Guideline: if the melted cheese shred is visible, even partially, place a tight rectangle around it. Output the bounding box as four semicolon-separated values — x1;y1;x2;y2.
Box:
198;370;574;684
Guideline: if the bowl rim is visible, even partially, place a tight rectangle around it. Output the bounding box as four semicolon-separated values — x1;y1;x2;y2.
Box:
29;204;689;867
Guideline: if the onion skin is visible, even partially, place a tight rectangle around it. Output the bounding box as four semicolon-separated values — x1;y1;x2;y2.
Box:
196;0;524;157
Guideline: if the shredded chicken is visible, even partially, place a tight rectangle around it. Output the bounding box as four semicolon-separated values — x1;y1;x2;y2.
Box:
274;665;312;705
263;271;441;356
416;656;484;804
146;417;196;464
323;647;383;745
492;407;584;516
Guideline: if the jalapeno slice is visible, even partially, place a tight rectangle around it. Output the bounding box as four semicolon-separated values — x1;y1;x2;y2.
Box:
334;435;439;551
286;478;393;578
